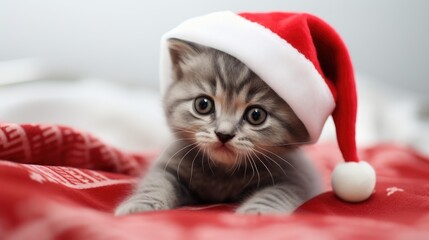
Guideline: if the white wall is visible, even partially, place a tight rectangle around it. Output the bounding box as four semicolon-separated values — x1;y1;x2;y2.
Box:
1;0;428;93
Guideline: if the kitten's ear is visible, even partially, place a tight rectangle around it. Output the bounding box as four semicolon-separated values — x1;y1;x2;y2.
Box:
168;39;200;80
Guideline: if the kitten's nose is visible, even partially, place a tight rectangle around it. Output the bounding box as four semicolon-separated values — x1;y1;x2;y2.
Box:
215;132;235;143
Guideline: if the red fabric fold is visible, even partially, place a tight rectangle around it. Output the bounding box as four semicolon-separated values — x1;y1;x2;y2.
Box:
0;123;154;176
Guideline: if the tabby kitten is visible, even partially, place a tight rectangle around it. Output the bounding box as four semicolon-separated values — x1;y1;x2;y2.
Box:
115;39;322;215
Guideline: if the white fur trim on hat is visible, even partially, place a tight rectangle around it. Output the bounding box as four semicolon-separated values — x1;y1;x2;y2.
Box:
159;11;335;142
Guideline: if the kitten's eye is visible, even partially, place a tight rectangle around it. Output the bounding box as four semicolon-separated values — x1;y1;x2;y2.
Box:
245;107;267;125
194;96;215;115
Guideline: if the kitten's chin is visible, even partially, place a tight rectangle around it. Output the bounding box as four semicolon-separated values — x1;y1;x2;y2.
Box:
209;144;238;165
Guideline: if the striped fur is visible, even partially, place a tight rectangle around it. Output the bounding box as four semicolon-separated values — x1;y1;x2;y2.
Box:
115;39;322;215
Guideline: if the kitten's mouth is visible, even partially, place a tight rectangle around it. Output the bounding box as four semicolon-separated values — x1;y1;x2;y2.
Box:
214;143;234;154
209;143;236;165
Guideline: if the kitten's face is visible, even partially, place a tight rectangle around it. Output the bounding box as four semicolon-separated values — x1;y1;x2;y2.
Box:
164;39;309;165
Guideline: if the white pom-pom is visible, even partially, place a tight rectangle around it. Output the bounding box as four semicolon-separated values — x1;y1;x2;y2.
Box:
331;161;376;202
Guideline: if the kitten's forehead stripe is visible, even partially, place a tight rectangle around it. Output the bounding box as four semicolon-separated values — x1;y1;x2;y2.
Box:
208;77;217;95
253;89;274;104
194;78;207;92
215;55;228;90
245;85;259;103
236;71;255;95
246;86;271;103
213;53;263;111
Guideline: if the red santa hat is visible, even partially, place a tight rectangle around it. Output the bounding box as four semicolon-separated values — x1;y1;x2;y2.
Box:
159;11;376;202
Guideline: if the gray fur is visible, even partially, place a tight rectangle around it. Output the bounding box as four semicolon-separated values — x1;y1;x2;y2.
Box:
115;39;322;215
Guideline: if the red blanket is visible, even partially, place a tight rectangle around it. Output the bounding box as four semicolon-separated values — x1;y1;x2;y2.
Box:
1;123;428;239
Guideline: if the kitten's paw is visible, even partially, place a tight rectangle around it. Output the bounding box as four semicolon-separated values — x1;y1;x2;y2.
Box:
114;200;166;216
235;206;264;215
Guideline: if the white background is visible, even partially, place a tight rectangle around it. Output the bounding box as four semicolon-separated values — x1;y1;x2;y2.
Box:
1;0;428;93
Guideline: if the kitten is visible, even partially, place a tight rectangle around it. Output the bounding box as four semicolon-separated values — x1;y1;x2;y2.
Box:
115;39;322;215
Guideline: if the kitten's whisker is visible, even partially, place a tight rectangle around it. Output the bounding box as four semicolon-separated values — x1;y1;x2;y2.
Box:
235;154;242;176
176;143;200;181
247;151;256;180
169;130;197;136
168;129;197;138
169;126;195;131
228;153;241;176
252;148;288;177
227;161;235;174
260;140;316;147
227;150;239;174
158;137;195;172
169;126;198;135
249;149;275;186
189;146;202;186
246;150;260;188
238;153;245;175
202;147;214;175
254;158;261;189
163;141;198;175
169;130;196;135
160;137;194;153
201;147;206;173
242;151;255;189
255;146;297;171
160;137;195;154
243;154;248;180
207;155;215;175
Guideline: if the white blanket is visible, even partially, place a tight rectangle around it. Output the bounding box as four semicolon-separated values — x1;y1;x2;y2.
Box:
1;76;428;155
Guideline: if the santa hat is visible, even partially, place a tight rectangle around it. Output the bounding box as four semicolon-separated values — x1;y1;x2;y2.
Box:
159;11;376;202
